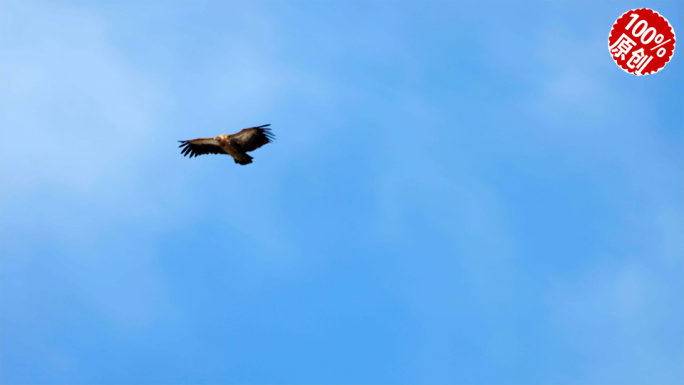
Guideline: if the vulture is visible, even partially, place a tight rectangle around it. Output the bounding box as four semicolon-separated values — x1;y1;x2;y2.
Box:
178;124;274;165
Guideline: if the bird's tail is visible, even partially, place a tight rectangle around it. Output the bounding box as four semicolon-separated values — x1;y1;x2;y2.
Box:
233;153;253;165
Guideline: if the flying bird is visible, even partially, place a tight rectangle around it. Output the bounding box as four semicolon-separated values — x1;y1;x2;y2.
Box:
178;124;274;165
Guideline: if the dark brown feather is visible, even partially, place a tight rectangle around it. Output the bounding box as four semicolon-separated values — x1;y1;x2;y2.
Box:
178;138;227;158
178;125;274;165
229;124;275;152
223;141;254;165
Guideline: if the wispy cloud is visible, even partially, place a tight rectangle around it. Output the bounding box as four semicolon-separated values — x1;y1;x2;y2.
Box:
1;2;172;335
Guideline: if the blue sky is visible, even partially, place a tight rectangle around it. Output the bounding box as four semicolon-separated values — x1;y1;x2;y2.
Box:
1;1;682;384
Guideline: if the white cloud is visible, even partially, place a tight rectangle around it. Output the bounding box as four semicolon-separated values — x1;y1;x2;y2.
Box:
526;23;683;384
1;2;172;329
1;6;165;194
546;257;682;383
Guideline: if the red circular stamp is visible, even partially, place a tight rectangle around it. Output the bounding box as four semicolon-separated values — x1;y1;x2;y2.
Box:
608;8;676;76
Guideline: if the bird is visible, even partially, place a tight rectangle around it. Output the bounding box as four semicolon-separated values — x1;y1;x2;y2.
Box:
178;124;275;165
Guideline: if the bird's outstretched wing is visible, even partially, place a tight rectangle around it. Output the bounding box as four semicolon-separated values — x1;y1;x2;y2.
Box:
229;124;275;152
178;138;227;158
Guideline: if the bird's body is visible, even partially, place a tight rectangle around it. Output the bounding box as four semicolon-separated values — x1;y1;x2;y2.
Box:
179;124;274;165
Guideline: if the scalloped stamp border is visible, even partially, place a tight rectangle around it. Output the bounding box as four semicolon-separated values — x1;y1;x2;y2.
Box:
608;8;676;76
